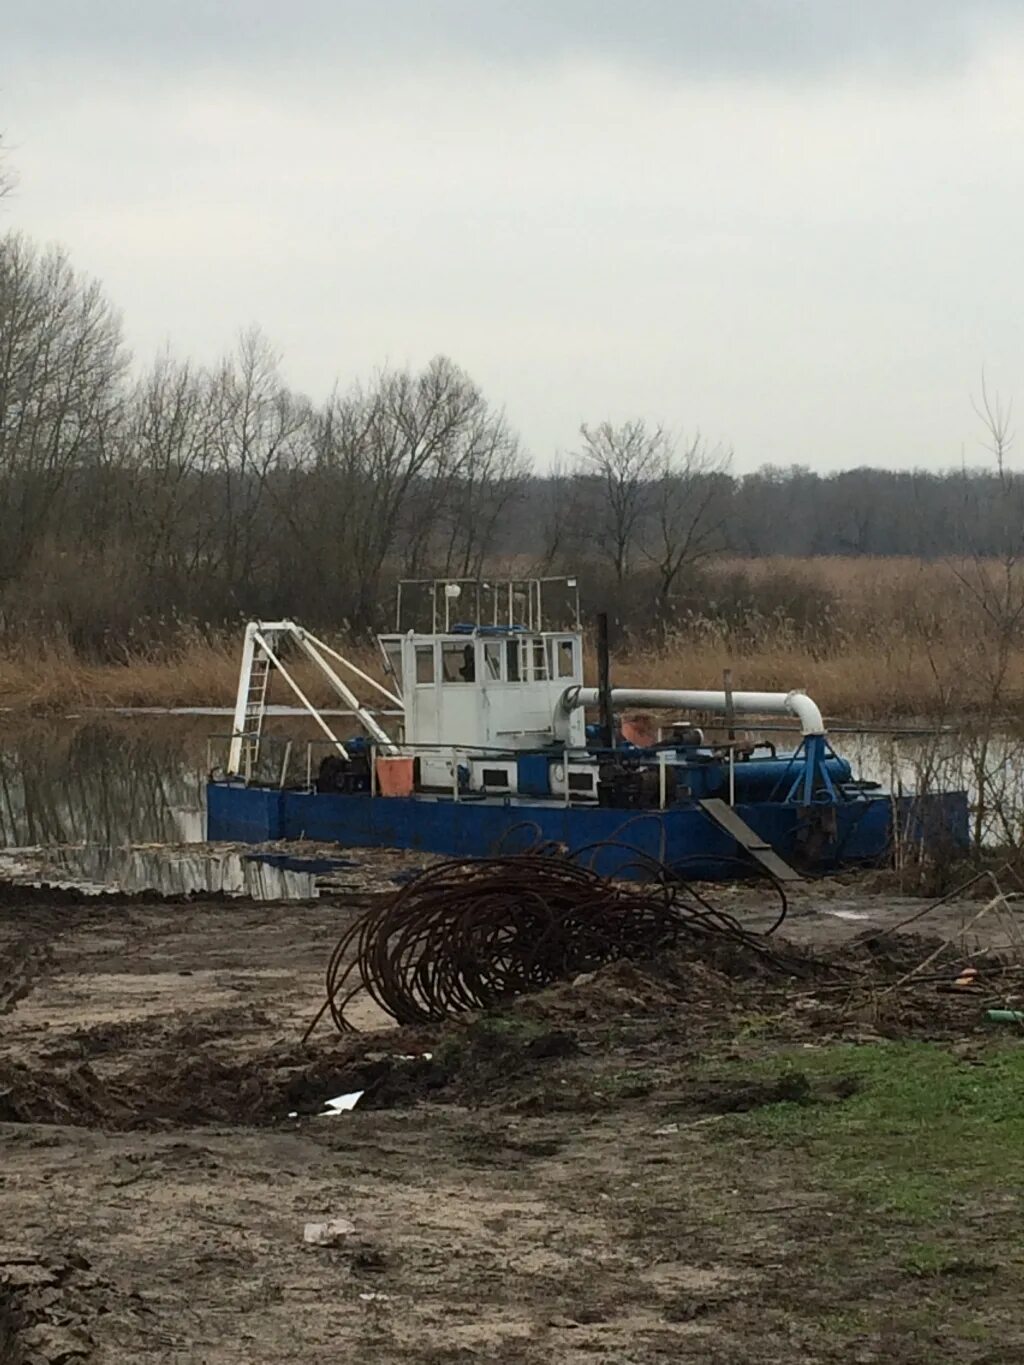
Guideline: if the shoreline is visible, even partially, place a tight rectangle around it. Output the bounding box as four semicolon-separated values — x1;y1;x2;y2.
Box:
0;638;1018;725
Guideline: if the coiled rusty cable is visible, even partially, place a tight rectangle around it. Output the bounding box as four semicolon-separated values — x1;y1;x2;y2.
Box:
304;853;802;1038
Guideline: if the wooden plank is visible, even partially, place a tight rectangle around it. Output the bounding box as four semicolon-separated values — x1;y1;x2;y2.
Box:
698;798;803;882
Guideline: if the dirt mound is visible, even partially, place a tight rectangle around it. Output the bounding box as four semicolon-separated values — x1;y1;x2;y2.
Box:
0;1013;575;1130
1;1250;113;1365
0;929;1007;1132
514;959;685;1025
679;1071;859;1113
511;937;829;1032
511;932;1018;1048
0;1061;137;1129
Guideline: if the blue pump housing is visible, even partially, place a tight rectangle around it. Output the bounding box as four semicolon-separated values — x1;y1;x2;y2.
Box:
677;752;852;803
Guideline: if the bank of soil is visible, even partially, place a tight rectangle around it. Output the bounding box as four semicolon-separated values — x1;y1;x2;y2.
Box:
1;874;1023;1363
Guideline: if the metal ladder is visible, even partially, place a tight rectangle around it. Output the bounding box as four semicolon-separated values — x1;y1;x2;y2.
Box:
238;650;272;778
227;620;401;778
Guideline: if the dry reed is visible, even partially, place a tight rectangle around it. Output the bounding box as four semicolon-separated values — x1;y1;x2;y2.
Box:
0;557;1018;721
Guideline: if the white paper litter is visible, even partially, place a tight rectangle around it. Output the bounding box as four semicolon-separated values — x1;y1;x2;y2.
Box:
303;1217;355;1245
317;1091;364;1116
826;909;870;921
288;1090;364;1120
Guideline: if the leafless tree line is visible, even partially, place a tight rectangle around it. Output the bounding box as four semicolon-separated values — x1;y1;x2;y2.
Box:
0;230;739;650
0;233;539;647
2;226;1023;655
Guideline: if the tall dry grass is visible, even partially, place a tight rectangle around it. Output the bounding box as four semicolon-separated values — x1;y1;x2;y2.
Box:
0;556;1018;721
0;630;386;713
609;556;992;721
608;633;970;721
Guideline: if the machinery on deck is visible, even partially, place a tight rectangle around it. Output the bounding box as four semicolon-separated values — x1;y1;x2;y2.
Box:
206;577;967;878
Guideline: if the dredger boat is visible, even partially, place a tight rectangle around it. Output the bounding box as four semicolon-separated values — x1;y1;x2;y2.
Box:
206;577;967;879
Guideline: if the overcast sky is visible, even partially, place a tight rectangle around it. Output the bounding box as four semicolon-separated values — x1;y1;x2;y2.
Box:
4;1;1024;472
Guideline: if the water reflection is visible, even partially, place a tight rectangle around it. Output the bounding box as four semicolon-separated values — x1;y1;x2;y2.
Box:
45;846;318;900
0;719;209;846
0;717;366;899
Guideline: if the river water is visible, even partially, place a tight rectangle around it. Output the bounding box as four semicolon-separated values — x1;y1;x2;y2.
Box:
0;713;1005;897
0;715;333;898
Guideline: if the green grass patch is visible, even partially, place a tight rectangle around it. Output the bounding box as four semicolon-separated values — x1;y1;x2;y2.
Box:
902;1239;998;1279
723;1041;1024;1220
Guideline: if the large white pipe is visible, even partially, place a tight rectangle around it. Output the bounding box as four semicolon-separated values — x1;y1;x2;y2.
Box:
561;687;825;737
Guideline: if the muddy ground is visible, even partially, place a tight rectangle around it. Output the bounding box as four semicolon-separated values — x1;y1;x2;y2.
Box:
1;866;1022;1363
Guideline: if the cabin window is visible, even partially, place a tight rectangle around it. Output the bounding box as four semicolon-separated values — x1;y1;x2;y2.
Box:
415;644;435;684
506;639;521;682
531;639;549;680
483;641;503;681
441;641;475;683
556;638;576;678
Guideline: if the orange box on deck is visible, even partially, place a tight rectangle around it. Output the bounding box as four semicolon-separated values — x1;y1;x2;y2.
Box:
375;756;415;797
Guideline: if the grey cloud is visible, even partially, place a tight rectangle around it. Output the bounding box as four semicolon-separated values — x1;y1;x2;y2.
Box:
6;0;1021;77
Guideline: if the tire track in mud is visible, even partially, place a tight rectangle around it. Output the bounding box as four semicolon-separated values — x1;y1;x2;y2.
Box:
0;937;55;1021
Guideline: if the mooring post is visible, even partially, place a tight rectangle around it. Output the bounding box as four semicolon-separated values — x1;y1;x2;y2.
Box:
724;666;736;806
723;668;735;742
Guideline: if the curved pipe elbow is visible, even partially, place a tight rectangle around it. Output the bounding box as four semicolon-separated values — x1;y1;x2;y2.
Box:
783;690;825;737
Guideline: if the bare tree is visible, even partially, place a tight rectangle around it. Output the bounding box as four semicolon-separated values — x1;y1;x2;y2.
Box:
267;356;515;627
207;328;309;599
120;351;221;597
642;434;733;628
435;413;527;579
0;233;126;583
353;357;522;621
574;419;667;584
530;458;580;575
948;381;1024;847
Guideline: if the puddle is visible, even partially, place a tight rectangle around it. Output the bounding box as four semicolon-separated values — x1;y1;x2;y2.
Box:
50;847;322;900
0;847;323;900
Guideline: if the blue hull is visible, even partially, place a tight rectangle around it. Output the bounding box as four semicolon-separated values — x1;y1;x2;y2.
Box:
206;783;969;879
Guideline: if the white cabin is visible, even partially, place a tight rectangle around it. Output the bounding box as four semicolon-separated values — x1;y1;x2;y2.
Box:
225;576;597;798
378;627;587;752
